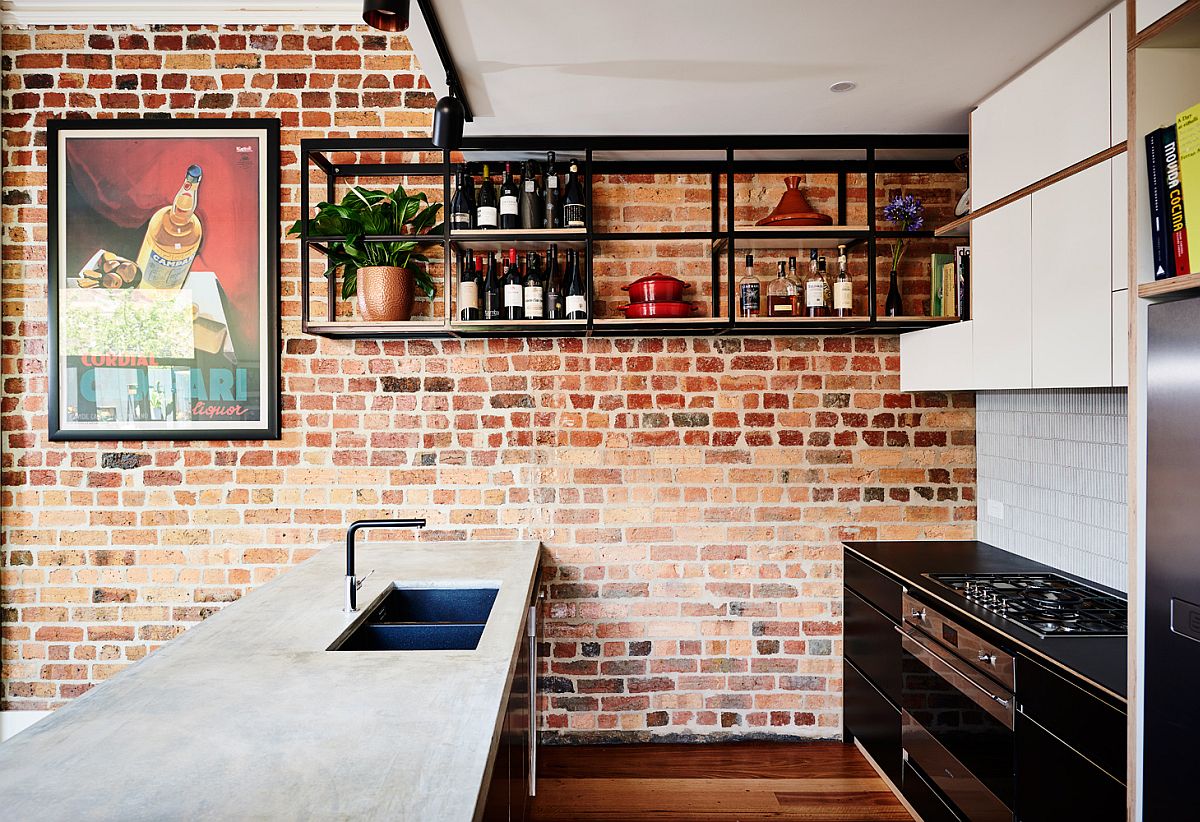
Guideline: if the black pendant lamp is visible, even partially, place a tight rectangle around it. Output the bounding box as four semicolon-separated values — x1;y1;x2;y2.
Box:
432;91;465;150
363;0;411;32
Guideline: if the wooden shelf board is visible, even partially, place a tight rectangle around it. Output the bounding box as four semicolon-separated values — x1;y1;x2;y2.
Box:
1137;272;1200;299
451;319;588;328
450;228;584;238
734;315;865;323
1131;0;1200;49
933;215;971;237
874;315;961;323
592;317;723;325
732;227;869;250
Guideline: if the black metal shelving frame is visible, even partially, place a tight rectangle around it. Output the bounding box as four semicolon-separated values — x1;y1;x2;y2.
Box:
297;134;967;339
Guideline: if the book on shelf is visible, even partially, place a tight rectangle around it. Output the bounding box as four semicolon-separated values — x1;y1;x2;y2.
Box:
930;252;952;315
940;262;958;318
1177;102;1200;276
954;245;970;319
1145;127;1175;279
1163;124;1191;277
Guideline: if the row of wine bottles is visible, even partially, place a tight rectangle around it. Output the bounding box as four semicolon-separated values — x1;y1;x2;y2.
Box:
450;153;587;232
457;243;587;322
740;245;854;318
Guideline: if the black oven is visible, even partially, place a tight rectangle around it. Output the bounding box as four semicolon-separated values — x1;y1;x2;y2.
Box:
900;593;1015;822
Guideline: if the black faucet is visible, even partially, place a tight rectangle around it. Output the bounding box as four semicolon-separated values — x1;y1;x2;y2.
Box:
345;518;426;612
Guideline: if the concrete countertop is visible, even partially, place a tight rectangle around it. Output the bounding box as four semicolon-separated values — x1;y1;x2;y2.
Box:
0;540;542;822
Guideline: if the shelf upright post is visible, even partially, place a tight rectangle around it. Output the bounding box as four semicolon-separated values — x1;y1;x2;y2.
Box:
325;159;338;322
710;169;720;321
866;147;877;323
837;171;847;226
443;143;453;333
585;147;594;337
725;149;736;329
300;144;311;331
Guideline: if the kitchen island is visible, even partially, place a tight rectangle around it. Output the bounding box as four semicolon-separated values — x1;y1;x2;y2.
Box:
0;540;541;821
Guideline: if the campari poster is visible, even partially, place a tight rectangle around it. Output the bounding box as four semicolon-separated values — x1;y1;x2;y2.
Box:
48;119;280;440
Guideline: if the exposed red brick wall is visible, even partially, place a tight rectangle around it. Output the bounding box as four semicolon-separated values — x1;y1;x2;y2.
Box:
0;24;976;739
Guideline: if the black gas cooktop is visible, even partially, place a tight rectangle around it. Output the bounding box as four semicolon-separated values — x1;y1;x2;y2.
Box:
924;572;1128;638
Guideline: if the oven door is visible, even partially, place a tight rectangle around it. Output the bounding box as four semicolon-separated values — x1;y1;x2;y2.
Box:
900;627;1015;821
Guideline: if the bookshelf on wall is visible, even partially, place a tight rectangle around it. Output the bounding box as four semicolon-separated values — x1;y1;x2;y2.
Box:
297;136;968;339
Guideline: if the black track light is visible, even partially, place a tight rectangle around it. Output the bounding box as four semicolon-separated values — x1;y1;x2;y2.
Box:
363;0;410;32
432;92;465;150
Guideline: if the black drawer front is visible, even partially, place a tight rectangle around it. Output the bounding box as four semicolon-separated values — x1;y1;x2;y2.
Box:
845;552;902;621
845;587;902;705
902;760;962;822
1016;655;1125;782
844;659;902;786
1016;711;1125;822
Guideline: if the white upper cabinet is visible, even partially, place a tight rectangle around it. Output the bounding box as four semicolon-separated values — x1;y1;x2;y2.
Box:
1031;161;1114;388
900;321;974;392
1112;151;1129;290
972;198;1033;390
1136;0;1187;32
971;13;1114;207
1112;291;1129;387
1111;3;1128;143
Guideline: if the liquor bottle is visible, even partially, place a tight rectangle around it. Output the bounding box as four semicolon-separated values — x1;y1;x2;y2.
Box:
819;255;833;313
449;165;474;231
544;243;564;319
499;163;520;229
137;164;203;289
520;160;543;230
565;248;588;320
563;159;586;229
524;251;545;319
833;244;853;317
544;151;562;229
767;261;796;317
483;252;502;320
738;253;760;318
788;256;801;315
476;164;498;230
503;248;524;320
805;250;827;317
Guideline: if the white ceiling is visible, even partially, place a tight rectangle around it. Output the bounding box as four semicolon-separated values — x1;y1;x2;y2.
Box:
2;0;1118;136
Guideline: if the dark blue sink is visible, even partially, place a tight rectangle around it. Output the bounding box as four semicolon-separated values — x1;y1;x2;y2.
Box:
334;623;487;651
329;586;498;652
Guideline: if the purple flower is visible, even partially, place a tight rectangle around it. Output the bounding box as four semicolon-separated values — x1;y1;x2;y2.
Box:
883;194;925;271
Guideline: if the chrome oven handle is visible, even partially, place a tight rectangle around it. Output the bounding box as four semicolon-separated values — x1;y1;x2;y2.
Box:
897;626;1013;723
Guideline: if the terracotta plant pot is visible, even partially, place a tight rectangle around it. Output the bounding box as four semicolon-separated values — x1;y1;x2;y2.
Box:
356;265;414;322
756;175;834;227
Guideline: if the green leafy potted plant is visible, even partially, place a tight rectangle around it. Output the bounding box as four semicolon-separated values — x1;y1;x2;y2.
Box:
289;186;442;322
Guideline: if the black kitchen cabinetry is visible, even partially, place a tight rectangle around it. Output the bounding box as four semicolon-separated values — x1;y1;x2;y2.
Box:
1014;656;1125;822
843;553;903;786
901;760;962;822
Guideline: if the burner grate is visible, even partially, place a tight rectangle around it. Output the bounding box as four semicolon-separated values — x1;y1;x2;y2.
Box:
923;572;1127;638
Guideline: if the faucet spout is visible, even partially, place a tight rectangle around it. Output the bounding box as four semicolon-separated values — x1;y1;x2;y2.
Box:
345;518;426;612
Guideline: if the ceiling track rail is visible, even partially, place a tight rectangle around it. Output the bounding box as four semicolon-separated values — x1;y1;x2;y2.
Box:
414;0;473;123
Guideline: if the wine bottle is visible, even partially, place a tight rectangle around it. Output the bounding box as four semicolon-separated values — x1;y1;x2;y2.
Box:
738;253;760;318
819;255;833;314
520;160;543;230
563;159;586;229
499;163;520;229
833;244;853;318
544;151;562;229
483;252;502;320
565;248;587;319
523;251;545;319
503;248;524;320
476;164;498;230
767;261;796;317
450;165;474;231
805;250;827;317
458;250;480;321
544;243;564;320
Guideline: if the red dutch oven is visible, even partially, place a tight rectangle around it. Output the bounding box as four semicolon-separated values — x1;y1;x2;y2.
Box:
616;301;699;319
622;272;690;303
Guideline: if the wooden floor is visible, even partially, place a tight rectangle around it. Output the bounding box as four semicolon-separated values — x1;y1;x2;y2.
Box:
528;742;912;821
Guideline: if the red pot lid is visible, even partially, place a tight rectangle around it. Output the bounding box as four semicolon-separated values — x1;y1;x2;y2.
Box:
622;272;688;289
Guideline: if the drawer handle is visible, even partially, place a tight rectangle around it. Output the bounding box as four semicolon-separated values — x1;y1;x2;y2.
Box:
978;652;997;666
910;607;926;621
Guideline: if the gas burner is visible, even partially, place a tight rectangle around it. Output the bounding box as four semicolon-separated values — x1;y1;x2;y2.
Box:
923;572;1127;638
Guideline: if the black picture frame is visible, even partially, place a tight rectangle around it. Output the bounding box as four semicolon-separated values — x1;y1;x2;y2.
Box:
47;117;281;441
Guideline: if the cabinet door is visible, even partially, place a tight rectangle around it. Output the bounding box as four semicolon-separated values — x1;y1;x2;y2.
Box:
1112;152;1129;291
844;588;901;706
900;321;974;392
972;198;1033;389
1112;290;1129;387
1031;161;1113;388
1110;3;1127;144
1015;711;1125;822
844;660;902;787
971;14;1112;206
1136;0;1187;32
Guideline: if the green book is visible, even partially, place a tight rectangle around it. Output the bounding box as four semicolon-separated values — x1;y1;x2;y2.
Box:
930;253;952;316
1177;101;1200;275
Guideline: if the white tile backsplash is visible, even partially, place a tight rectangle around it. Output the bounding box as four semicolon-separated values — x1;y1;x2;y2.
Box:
976;388;1128;591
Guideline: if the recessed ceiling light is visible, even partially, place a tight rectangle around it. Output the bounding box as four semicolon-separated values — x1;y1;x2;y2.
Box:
829;81;857;93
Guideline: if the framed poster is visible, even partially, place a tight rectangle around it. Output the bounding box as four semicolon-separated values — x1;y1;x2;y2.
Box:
48;118;280;441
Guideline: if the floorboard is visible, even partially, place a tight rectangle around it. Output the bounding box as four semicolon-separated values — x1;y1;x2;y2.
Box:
528;741;912;821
